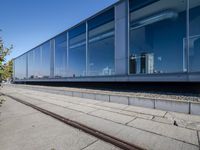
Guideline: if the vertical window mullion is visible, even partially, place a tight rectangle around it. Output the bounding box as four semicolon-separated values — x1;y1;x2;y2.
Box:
86;21;88;76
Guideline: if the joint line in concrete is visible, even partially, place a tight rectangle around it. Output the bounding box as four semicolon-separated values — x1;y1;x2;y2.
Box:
81;139;99;150
197;131;200;150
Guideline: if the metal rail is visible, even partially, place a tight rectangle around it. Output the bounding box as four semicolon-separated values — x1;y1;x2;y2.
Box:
3;94;144;150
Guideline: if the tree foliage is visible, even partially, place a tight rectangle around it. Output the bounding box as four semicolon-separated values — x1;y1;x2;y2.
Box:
2;60;13;81
0;34;13;81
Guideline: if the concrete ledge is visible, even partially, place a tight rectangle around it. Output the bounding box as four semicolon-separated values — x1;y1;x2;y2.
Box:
129;97;154;108
155;99;189;114
190;102;200;115
110;95;129;105
83;93;95;100
64;91;73;96
95;94;110;102
73;92;83;98
55;90;66;95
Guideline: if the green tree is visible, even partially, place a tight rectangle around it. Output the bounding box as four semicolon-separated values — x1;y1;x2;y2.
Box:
2;60;13;81
0;33;13;82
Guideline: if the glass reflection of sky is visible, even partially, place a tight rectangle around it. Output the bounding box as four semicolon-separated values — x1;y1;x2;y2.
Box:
15;54;26;79
55;33;67;77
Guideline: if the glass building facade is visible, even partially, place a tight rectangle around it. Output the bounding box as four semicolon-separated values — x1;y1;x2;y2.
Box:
88;8;115;76
69;23;86;77
27;42;51;79
55;32;67;78
13;0;200;82
14;54;27;80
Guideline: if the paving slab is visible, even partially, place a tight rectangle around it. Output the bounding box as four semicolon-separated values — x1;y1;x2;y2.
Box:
38;103;85;119
71;97;103;105
125;105;166;117
165;112;200;123
72;113;125;136
97;101;128;109
116;126;199;150
68;103;98;113
83;140;122;150
119;110;154;120
128;118;199;146
24;95;97;114
89;109;135;124
164;112;200;130
83;103;122;113
152;116;174;125
152;116;200;131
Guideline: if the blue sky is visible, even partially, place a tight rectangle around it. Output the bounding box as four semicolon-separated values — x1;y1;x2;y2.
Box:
0;0;118;62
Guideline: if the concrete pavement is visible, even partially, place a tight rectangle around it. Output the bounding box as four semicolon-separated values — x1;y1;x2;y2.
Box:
0;96;121;150
1;86;200;150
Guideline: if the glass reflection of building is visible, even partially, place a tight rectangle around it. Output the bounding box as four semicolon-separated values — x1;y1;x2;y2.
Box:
55;32;67;78
68;23;86;77
129;0;187;74
13;0;200;81
189;0;200;72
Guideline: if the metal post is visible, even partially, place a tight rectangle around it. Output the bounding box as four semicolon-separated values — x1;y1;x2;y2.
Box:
186;0;190;73
50;39;55;78
127;0;130;75
26;54;28;79
67;32;69;77
86;21;89;76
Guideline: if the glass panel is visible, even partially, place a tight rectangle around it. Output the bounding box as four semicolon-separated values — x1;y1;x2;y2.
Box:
129;0;187;74
41;41;50;78
34;47;42;78
28;50;34;79
88;8;115;76
14;54;26;80
189;0;200;72
55;32;67;78
68;23;86;77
